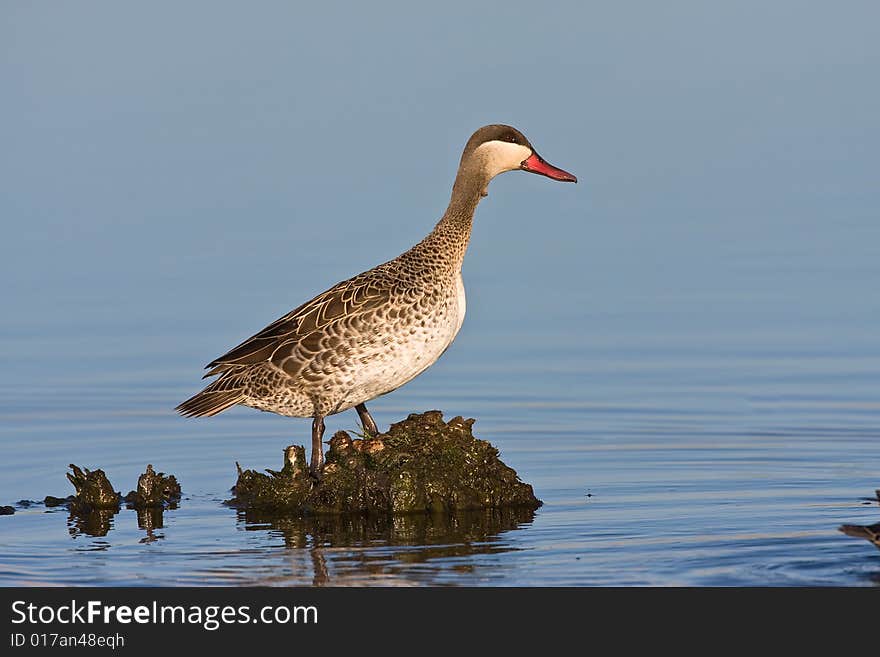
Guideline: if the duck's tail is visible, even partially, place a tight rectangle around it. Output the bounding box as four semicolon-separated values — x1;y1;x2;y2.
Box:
176;377;245;418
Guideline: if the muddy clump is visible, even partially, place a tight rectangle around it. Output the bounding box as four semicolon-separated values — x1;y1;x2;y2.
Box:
3;464;183;538
18;464;184;538
124;464;182;509
228;410;541;514
66;464;121;513
44;495;74;507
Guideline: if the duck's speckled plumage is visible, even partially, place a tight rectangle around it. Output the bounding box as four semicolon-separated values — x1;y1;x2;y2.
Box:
177;124;575;475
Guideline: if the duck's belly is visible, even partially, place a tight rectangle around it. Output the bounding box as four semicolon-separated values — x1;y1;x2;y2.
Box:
331;276;466;414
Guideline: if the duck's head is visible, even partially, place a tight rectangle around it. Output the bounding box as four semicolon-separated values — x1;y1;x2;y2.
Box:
460;124;577;186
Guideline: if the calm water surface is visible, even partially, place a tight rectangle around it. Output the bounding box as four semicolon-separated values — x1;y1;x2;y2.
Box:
2;255;879;585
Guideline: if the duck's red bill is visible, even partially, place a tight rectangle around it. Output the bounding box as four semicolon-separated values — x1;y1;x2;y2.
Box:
521;152;577;183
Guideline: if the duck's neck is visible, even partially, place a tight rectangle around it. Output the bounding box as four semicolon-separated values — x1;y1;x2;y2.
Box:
414;165;490;272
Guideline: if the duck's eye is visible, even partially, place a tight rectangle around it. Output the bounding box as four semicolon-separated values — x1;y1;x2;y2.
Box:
507;135;517;143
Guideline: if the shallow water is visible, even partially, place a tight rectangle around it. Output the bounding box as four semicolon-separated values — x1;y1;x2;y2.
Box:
2;284;879;585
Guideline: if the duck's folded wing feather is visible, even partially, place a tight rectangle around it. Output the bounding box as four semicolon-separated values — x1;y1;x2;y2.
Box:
204;272;393;376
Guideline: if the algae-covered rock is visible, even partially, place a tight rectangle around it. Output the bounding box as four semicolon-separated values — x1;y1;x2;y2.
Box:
66;464;120;513
2;464;181;538
229;411;541;514
124;464;182;509
64;464;121;537
230;444;316;511
44;495;74;508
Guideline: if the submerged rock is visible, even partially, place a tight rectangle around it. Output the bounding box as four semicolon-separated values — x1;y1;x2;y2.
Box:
229;410;541;514
44;495;74;508
3;464;182;539
124;464;182;509
66;465;120;513
61;464;181;538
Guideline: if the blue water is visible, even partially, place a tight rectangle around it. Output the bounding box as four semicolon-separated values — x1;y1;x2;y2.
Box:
2;3;879;585
1;251;878;585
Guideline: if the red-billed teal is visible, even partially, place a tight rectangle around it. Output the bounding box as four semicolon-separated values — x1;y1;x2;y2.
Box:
177;124;576;477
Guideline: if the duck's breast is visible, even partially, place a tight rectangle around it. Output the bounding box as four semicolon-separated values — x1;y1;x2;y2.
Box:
452;271;466;339
331;278;466;412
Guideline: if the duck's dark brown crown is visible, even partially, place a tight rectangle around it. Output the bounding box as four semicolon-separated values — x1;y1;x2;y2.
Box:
459;124;533;162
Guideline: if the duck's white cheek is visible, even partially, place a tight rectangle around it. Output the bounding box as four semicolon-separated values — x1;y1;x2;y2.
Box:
474;141;533;178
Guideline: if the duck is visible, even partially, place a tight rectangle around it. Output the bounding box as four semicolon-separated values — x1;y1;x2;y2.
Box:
177;124;576;477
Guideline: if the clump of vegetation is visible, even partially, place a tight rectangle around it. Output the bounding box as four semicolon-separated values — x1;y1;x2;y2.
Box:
66;464;121;513
9;464;186;537
123;464;182;509
228;410;541;514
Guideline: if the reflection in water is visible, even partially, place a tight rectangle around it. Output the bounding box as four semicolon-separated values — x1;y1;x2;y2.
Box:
238;508;537;585
67;508;117;539
66;504;176;543
135;507;166;544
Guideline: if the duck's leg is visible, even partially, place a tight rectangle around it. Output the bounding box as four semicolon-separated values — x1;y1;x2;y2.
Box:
355;403;379;436
310;415;325;478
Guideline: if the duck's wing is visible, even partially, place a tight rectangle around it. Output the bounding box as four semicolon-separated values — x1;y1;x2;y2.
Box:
204;268;394;377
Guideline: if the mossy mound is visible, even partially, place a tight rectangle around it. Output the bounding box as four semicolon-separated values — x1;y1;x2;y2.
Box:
228;410;541;514
66;464;120;513
123;464;181;509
